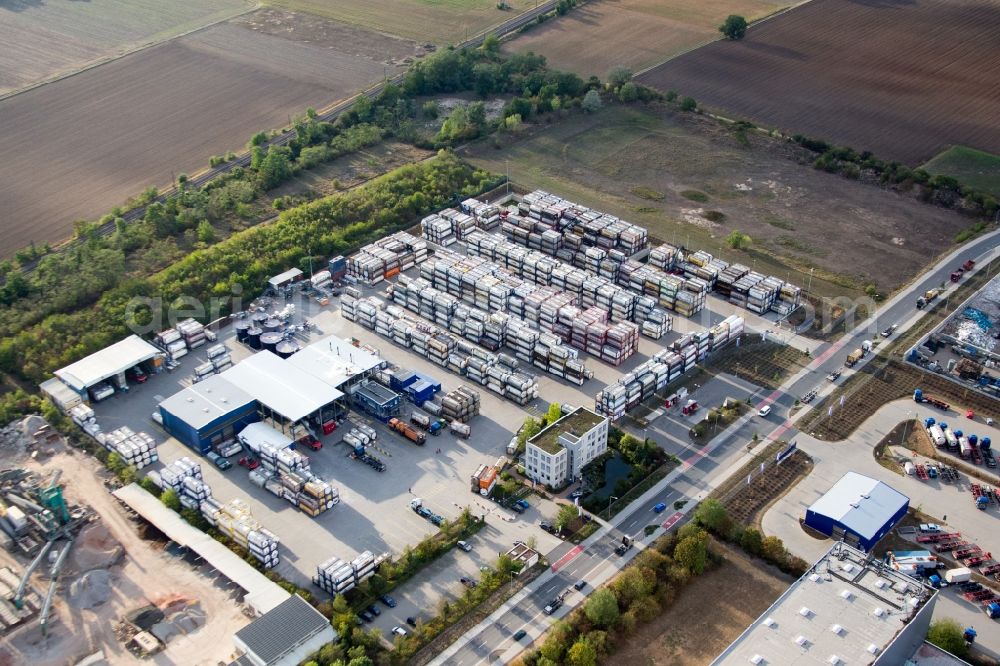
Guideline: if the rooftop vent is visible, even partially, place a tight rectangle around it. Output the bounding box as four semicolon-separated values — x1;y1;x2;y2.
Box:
799;607;812;618
842;563;855;573
830;624;844;635
828;656;842;665
809;574;821;583
795;635;809;647
840;590;854;601
873;607;886;618
875;579;888;589
186;397;194;403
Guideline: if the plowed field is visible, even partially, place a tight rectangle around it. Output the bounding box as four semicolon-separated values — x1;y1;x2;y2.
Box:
0;10;418;253
638;0;1000;164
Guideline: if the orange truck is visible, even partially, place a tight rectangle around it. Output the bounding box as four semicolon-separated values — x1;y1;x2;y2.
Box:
388;418;426;446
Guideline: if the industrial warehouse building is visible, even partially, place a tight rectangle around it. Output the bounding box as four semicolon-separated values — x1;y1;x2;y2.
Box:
158;375;259;454
230;594;336;666
159;335;384;451
712;542;938;666
42;334;163;410
526;407;608;488
804;472;909;551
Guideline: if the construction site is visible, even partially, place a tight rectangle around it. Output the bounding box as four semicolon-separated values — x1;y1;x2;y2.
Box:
0;416;250;665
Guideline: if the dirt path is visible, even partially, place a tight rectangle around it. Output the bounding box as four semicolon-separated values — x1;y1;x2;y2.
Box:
0;439;250;665
614;542;792;665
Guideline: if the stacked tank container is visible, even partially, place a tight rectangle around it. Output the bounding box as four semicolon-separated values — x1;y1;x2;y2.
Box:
205;499;279;569
98;427;157;469
460;198;502;231
441;386;481;423
176;318;207;349
328;255;347;281
156;328;188;360
348;232;428;284
240;428;340;516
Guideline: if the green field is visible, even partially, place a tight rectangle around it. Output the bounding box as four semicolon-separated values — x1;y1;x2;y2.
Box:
265;0;536;44
923;146;1000;197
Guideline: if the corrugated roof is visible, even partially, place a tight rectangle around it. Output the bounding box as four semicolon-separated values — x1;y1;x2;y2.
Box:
54;335;161;391
268;268;303;288
158;374;256;430
807;472;909;540
222;351;343;423
286;335;382;389
234;595;330;665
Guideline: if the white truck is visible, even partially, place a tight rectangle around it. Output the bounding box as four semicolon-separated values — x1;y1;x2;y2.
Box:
945;567;972;584
927;424;946;448
450;422;471;438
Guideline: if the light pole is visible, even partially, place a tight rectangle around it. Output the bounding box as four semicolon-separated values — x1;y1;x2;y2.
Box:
608;495;618;517
807;267;814;293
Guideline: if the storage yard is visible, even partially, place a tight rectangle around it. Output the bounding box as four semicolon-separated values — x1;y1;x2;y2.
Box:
637;0;1000;164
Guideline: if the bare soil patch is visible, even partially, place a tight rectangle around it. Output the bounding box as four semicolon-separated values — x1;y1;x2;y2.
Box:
462;104;972;296
638;0;1000;164
614;541;792;665
504;0;790;77
0;0;250;97
0;12;411;252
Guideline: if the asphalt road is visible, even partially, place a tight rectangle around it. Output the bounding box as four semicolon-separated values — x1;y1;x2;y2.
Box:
433;230;1000;665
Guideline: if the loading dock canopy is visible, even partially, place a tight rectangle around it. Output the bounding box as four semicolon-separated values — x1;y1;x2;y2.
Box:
268;268;303;289
54;334;161;391
286;335;383;388
222;350;343;423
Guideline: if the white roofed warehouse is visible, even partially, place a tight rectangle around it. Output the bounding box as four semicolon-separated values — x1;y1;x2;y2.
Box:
44;334;163;407
804;472;909;552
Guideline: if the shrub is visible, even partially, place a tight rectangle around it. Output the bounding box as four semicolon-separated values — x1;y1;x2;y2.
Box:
680;96;697;112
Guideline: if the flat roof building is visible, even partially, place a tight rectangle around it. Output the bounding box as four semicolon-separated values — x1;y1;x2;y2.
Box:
231;594;335;666
526;407;607;488
712;542;938;666
285;335;383;394
158;375;259;454
805;472;909;551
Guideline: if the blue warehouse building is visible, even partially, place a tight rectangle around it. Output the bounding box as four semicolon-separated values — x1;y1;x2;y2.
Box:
805;471;909;552
159;374;259;454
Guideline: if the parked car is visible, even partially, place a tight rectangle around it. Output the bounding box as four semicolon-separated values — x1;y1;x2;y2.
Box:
573;580;587;591
296;434;322;451
213;456;232;471
457;540;473;552
359;610;374;623
391;626;408;637
513;629;527;641
881;324;898;338
920;523;942;533
758;405;772;417
380;595;397;608
460;577;477;588
515;499;531;510
560;404;577;415
569;490;585;499
539;522;553;533
653;502;666;514
366;604;381;617
128;366;148;384
405;616;417;627
511;503;525;513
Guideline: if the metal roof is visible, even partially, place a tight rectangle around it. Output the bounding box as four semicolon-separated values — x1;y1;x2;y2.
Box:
268;268;303;288
222;351;343;423
713;542;937;665
112;483;289;615
286;335;383;389
158;375;256;430
234;594;331;665
807;472;908;540
54;335;161;391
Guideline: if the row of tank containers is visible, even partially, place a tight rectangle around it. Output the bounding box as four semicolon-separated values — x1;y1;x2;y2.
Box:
237;423;340;517
314;549;387;596
154;318;211;361
148;457;280;568
346;231;429;284
925;417;995;464
595;316;745;419
71;405;159;469
470;457;507;497
342;288;539;406
233;305;301;359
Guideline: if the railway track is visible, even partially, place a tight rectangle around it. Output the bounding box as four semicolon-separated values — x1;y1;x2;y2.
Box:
52;1;559;247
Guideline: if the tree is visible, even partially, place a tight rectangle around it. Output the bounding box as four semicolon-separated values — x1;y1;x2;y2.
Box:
196;220;216;244
160;488;181;512
694;498;730;535
106;452;125;474
539;621;574;663
119;465;138;485
680;96;698;112
726;230;752;249
584;588;619;627
612;566;656;608
259;147;293;190
482;33;500;53
675;534;708;574
606;66;633;88
761;535;787;564
555;503;579;531
546;402;564;425
719;15;748;40
566;639;597;666
618;82;639;103
422;100;440;119
739;526;764;555
468;101;487;130
927;618;969;658
582;89;602;113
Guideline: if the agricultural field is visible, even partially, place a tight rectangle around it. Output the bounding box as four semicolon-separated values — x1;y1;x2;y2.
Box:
504;0;792;78
462;104;973;296
0;0;251;97
924;146;1000;197
0;9;421;253
638;0;1000;164
265;0;537;44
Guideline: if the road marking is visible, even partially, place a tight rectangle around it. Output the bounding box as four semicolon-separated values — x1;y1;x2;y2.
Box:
661;511;683;530
551;545;583;572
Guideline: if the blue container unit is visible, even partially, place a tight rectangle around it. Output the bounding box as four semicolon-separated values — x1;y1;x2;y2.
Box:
405;380;435;406
354;380;402;422
414;372;442;394
328;255;347;281
389;370;419;393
